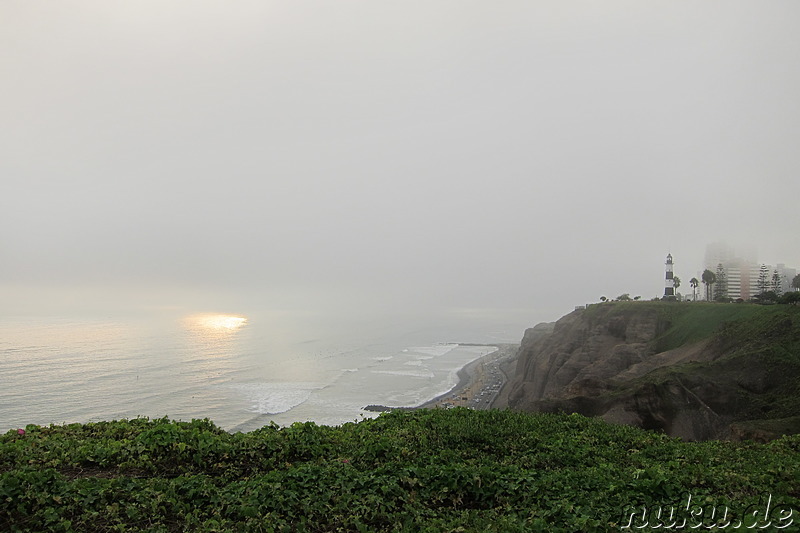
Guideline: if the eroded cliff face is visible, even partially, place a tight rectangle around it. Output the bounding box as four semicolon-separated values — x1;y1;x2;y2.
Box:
509;308;666;403
506;304;763;441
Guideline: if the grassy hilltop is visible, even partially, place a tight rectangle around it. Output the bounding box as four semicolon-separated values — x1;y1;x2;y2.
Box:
508;301;800;441
2;409;798;532
609;301;800;436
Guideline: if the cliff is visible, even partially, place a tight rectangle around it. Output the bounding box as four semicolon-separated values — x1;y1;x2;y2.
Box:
506;302;800;441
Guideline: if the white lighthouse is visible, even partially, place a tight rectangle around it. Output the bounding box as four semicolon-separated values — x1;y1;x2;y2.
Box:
664;254;675;298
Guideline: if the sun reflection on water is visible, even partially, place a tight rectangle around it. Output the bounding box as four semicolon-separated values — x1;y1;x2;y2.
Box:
184;314;249;340
197;315;247;330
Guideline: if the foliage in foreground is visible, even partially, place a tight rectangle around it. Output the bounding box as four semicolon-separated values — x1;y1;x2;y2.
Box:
1;409;798;532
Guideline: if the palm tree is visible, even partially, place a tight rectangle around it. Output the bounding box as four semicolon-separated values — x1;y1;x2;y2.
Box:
701;269;716;301
673;276;681;295
793;273;800;292
689;277;699;301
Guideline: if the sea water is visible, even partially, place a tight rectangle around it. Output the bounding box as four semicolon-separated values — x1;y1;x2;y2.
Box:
0;309;529;432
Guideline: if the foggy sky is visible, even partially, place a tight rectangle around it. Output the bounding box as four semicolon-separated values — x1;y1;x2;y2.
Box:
3;1;800;323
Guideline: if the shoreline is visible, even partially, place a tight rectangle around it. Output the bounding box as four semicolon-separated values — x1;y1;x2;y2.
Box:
364;343;519;413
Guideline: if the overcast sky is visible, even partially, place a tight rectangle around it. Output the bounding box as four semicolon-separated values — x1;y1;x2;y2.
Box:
2;1;799;322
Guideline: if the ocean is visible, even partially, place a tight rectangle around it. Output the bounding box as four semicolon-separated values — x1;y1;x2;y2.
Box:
1;308;532;432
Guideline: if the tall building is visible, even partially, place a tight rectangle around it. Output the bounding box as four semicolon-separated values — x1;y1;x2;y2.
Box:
775;264;797;294
703;242;797;300
719;262;760;300
703;242;757;300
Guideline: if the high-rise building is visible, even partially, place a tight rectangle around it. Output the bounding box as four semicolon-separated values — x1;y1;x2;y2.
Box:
719;262;760;300
775;264;797;294
704;242;758;300
703;242;797;300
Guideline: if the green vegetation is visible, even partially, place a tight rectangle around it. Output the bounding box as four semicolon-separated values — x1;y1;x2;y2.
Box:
2;410;798;532
782;292;800;306
651;302;791;352
701;269;716;301
714;264;728;301
584;300;798;356
689;277;699;301
656;303;800;422
582;300;800;437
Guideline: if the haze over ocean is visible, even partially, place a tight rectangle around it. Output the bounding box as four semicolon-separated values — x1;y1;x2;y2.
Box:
3;2;798;433
0;307;527;432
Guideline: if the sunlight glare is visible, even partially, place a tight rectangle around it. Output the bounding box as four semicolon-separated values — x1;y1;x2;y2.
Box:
189;314;248;331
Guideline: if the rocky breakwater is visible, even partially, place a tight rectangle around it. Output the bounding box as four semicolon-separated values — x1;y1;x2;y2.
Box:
506;302;800;441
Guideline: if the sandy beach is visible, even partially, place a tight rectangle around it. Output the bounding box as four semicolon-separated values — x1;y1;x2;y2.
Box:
365;343;519;413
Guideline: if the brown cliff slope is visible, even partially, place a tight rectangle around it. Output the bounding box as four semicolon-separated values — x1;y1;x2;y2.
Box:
506;301;800;441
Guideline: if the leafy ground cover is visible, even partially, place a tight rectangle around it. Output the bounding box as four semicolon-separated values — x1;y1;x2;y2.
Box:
1;409;798;532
